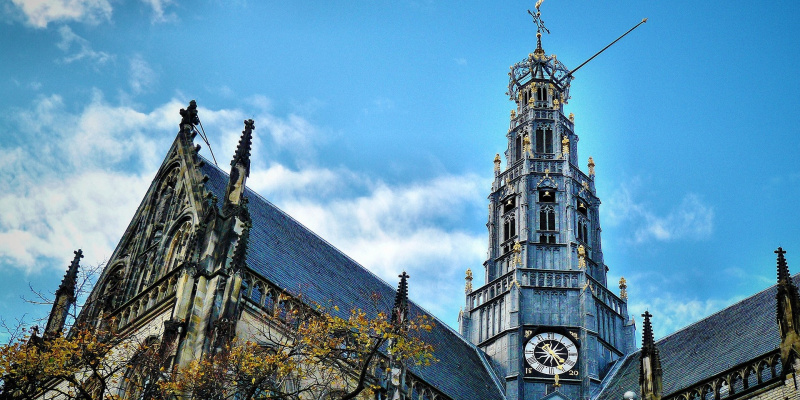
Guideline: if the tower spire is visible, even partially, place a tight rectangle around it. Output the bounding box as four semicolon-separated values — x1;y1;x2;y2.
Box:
44;250;83;337
640;311;663;400
231;119;254;178
392;271;410;329
224;119;254;208
775;247;800;372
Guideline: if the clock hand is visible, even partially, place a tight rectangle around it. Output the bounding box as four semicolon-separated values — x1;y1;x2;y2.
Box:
542;343;566;366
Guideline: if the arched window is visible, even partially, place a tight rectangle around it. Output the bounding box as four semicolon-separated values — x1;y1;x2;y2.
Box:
503;216;516;242
577;219;589;244
120;337;161;400
536;128;554;153
537;87;547;101
540;205;556;231
163;221;192;276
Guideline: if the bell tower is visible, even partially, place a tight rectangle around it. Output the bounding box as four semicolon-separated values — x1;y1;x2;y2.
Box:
459;5;637;400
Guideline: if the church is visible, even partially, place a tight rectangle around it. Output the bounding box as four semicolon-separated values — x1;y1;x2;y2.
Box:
32;7;800;400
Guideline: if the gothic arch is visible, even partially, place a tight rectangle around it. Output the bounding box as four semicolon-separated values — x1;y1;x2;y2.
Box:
161;218;194;276
119;336;161;400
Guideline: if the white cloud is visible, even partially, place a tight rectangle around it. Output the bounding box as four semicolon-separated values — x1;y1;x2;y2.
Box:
11;0;112;28
278;175;487;317
627;292;742;340
603;181;714;243
139;0;175;23
0;92;487;325
0;94;183;271
56;25;113;65
129;54;157;94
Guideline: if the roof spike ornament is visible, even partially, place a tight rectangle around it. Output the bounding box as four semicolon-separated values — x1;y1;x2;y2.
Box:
588;156;596;177
465;269;473;294
224;119;255;208
528;0;550;56
775;247;800;372
232;119;254;177
44;249;83;337
494;153;502;176
640;311;663;400
392;271;410;330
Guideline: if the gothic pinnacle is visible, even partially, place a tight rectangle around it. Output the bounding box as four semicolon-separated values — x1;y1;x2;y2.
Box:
777;247;790;284
392;271;410;328
642;311;655;350
45;249;83;337
58;249;83;297
232;119;254;177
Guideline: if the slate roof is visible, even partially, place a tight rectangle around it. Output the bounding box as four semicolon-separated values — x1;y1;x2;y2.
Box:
201;162;506;400
594;275;796;400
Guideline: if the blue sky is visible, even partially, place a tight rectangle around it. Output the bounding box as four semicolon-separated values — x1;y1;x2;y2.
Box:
1;0;799;342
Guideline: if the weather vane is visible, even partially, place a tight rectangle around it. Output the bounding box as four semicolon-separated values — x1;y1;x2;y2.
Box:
527;0;550;35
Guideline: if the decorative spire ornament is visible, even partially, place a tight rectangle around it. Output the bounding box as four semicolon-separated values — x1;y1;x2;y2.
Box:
775;247;800;372
640;311;663;400
224;120;254;208
465;269;473;294
588;157;595;177
45;250;83;337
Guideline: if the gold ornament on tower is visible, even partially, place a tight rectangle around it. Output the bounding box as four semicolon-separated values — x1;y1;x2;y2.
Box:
512;241;523;266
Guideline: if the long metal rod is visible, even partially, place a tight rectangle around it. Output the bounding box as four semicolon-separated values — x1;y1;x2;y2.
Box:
560;18;647;83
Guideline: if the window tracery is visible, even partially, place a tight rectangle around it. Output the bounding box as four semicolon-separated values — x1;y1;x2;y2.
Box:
539;205;556;231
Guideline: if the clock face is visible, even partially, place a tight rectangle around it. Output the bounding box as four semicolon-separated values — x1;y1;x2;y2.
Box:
524;332;579;376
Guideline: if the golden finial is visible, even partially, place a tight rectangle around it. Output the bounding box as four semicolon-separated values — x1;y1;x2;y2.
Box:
465;269;474;294
554;373;561;387
588;157;595;176
528;95;534;106
577;245;586;269
561;135;569;155
511;109;516;119
569;112;574;123
494;153;501;175
619;276;628;301
553;98;560;110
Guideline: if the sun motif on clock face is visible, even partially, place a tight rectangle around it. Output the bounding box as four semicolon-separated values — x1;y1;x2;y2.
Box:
524;332;579;376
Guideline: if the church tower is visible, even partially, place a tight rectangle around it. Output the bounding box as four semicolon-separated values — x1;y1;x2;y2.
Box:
459;7;636;400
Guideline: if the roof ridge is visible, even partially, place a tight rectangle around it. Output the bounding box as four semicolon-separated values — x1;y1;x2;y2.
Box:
654;272;798;343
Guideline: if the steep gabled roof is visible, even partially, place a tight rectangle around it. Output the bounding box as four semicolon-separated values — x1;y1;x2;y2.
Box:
594;275;797;400
201;161;506;400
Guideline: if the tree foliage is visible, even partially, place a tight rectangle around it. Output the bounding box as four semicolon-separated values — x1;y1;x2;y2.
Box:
164;300;435;400
0;296;435;400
